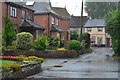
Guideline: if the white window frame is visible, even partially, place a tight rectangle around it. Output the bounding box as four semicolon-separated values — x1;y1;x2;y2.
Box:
22;10;25;19
52;17;55;24
10;7;17;17
56;19;59;25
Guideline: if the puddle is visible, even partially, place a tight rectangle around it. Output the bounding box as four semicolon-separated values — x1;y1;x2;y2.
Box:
53;65;63;67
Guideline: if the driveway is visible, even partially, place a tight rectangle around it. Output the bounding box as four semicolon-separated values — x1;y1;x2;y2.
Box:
26;48;119;79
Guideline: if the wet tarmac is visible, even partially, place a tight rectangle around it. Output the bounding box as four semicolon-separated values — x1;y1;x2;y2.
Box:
26;48;119;79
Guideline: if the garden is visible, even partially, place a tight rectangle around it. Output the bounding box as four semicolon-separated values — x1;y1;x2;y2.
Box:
1;17;92;79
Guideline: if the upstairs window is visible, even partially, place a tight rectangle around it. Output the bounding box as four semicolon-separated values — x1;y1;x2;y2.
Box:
22;10;25;19
10;7;17;17
27;12;33;21
87;28;92;32
98;28;103;32
52;17;55;24
56;19;59;25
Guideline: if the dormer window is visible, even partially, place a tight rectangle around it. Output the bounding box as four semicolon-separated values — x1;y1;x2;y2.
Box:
26;1;35;6
10;7;17;17
52;17;55;24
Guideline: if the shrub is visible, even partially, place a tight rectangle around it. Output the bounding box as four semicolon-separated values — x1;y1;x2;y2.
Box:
70;31;79;40
2;17;16;48
16;32;33;50
34;35;49;50
67;40;83;50
48;36;60;47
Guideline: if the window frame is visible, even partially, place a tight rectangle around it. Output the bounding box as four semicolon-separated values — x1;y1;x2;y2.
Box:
10;7;17;18
22;10;26;19
87;28;92;32
56;19;59;25
52;16;55;24
98;28;103;32
27;12;33;21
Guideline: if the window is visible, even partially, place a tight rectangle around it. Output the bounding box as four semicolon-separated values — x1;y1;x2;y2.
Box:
98;28;103;32
97;37;103;44
22;10;25;19
87;28;92;32
91;37;96;43
38;30;42;36
56;19;58;25
27;12;33;20
10;7;17;17
52;17;55;24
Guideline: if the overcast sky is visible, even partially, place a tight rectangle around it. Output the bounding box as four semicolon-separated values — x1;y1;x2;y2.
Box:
50;0;88;16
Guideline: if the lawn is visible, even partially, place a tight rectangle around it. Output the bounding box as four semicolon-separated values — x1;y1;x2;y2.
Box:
0;55;44;70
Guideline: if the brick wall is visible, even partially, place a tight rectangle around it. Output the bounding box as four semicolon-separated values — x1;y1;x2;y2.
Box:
34;14;49;35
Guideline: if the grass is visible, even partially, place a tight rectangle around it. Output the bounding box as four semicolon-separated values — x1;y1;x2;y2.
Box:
0;60;21;70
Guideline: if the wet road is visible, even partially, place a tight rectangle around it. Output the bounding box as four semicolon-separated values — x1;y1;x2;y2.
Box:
26;48;119;79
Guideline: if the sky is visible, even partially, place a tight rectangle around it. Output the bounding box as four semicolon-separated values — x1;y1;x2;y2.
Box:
50;0;88;16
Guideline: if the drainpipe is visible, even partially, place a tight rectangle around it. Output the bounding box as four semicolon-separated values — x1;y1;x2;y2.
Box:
48;13;50;36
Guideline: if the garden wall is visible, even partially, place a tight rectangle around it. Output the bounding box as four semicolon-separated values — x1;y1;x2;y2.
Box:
1;61;42;79
3;50;80;58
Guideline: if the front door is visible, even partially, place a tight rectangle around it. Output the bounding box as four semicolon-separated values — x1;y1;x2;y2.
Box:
106;38;110;47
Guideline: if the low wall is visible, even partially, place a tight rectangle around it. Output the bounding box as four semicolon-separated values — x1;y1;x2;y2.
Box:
3;50;79;58
1;61;42;79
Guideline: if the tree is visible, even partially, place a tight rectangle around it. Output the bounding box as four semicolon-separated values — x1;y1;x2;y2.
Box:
70;31;79;40
105;10;120;56
84;2;118;19
3;17;16;48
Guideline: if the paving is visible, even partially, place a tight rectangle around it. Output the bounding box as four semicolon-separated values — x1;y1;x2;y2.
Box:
26;48;119;79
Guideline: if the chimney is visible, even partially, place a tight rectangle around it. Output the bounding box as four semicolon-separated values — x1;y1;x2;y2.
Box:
87;8;91;19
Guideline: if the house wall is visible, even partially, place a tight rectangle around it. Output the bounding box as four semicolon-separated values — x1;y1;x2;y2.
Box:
84;27;106;46
2;2;39;40
59;18;70;41
34;14;49;35
34;14;70;41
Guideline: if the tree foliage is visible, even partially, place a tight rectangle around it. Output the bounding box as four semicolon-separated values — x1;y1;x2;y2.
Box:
3;17;16;47
70;31;79;40
105;10;120;56
84;2;118;19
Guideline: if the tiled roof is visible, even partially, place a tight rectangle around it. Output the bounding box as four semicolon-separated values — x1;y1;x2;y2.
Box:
20;19;45;30
70;16;88;28
51;25;63;32
52;7;70;18
84;19;105;27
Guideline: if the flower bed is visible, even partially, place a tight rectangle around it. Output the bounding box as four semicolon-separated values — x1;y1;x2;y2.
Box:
1;55;44;79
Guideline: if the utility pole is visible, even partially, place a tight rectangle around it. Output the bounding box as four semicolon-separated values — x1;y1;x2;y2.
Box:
80;0;83;41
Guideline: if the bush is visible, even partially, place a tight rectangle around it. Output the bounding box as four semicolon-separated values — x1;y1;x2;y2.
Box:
34;35;49;50
16;32;33;50
48;36;60;47
67;40;83;50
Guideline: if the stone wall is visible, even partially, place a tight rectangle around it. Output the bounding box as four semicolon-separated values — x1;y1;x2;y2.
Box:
3;50;79;58
1;61;42;79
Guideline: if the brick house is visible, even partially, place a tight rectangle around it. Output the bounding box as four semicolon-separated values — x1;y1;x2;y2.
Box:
23;1;70;41
84;19;111;47
2;2;45;40
70;16;88;34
